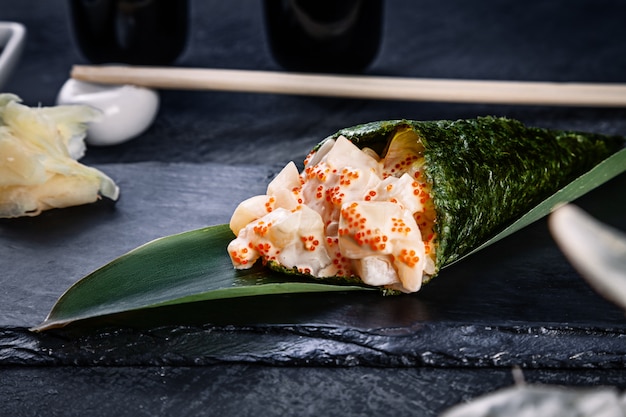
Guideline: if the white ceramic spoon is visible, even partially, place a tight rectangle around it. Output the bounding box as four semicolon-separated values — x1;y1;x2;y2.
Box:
441;384;625;417
549;204;626;311
56;78;159;146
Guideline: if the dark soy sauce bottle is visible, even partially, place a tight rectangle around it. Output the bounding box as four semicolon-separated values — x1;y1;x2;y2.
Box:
69;0;188;65
263;0;383;73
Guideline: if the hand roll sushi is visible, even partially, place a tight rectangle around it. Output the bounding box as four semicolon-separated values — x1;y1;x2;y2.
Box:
227;117;624;293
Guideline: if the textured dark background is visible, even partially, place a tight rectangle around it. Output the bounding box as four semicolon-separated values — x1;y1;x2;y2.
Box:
1;1;626;416
3;0;626;167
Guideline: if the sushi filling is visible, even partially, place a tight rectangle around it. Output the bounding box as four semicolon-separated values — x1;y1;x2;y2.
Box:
228;127;437;293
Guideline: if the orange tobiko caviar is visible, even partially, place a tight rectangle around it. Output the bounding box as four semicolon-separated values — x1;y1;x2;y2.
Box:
228;133;437;293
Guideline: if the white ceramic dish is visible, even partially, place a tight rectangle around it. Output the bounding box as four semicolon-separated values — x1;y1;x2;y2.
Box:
0;22;26;90
57;78;160;146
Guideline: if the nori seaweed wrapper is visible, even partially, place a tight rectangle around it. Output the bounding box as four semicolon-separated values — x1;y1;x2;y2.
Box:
328;116;625;270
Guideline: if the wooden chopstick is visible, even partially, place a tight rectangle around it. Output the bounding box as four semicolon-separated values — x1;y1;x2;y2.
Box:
71;65;626;107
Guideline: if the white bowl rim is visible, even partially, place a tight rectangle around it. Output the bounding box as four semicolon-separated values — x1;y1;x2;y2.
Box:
0;21;27;90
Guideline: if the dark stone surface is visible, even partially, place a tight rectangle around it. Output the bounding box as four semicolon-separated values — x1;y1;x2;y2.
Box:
1;167;625;373
1;0;626;416
3;365;626;417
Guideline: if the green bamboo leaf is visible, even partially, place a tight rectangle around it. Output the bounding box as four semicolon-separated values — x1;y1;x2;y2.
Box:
33;148;626;332
32;224;370;331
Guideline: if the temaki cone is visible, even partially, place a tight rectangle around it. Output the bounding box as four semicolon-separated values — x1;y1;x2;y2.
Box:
228;116;625;293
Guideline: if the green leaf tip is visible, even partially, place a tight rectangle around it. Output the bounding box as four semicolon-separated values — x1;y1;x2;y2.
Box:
33;224;370;332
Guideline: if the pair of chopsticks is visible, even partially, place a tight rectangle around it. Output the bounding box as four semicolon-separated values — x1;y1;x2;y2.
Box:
71;65;626;107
